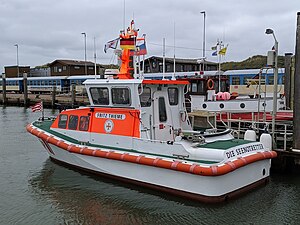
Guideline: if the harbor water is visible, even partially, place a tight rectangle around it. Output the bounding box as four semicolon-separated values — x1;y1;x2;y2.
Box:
1;106;300;225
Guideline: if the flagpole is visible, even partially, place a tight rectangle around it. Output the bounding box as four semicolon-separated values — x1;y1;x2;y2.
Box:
172;22;176;80
142;34;146;77
162;38;166;80
133;33;137;79
94;37;97;78
218;40;221;93
41;101;44;121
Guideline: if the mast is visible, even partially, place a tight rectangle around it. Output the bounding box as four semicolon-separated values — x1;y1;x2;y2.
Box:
172;22;176;80
218;40;221;92
94;37;97;78
163;38;166;80
118;20;138;79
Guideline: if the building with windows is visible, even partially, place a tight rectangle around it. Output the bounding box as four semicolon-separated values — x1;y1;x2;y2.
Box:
143;56;218;73
4;66;30;78
48;59;103;76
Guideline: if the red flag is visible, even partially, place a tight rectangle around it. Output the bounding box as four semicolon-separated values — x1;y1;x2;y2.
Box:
120;37;136;50
31;102;43;112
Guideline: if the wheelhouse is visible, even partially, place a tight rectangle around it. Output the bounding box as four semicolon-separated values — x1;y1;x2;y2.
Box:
82;78;192;141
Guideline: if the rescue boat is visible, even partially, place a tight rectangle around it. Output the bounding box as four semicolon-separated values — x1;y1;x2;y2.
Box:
27;21;277;203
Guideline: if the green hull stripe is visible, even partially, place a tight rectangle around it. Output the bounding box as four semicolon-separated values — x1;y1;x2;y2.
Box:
33;120;220;164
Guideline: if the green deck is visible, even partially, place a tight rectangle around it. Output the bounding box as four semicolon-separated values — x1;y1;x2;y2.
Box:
199;139;254;150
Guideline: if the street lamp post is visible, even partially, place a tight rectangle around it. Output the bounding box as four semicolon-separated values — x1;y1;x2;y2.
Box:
200;11;206;71
81;32;87;75
265;28;278;145
14;44;19;77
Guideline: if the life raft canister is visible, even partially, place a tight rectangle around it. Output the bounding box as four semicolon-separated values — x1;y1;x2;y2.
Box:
207;79;214;90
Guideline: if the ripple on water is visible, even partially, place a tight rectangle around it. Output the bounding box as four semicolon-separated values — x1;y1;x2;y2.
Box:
2;107;300;225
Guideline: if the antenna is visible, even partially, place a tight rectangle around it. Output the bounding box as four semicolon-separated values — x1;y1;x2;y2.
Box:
162;38;166;80
94;37;97;78
123;0;126;31
172;21;176;80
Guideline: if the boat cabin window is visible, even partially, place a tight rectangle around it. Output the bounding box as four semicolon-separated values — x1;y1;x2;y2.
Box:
168;87;178;105
191;83;197;92
111;87;130;105
58;114;68;129
159;97;167;122
68;115;78;130
139;87;151;107
79;116;89;131
90;87;109;105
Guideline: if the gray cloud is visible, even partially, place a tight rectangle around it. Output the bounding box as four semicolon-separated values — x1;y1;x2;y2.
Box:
0;0;299;73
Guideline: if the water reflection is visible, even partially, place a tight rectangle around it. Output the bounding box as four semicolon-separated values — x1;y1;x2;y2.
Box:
30;160;170;224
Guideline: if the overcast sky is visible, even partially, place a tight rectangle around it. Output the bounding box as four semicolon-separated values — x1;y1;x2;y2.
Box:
0;0;299;74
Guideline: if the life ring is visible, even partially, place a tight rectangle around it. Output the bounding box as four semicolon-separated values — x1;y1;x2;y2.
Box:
207;79;214;90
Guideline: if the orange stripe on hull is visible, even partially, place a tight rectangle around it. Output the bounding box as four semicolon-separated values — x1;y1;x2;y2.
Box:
26;124;277;177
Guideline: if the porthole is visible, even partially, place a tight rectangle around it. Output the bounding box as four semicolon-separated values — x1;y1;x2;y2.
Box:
240;103;245;108
202;103;207;109
262;103;266;107
219;103;224;109
262;168;266;176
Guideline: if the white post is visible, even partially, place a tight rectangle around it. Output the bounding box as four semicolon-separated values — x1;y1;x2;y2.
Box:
14;44;19;77
94;37;97;78
172;22;176;80
218;41;221;92
162;38;166;80
81;32;87;75
201;11;206;71
266;28;278;144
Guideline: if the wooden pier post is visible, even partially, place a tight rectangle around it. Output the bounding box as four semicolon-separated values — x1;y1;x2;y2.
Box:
71;84;76;108
23;73;28;106
51;86;56;109
2;73;7;105
284;53;293;109
293;12;300;150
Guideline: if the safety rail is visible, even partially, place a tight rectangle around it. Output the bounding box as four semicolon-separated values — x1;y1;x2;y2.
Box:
216;114;293;151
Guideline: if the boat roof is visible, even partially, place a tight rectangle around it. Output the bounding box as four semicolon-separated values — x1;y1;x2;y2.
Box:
67;75;101;80
143;71;223;80
223;68;285;76
83;78;189;85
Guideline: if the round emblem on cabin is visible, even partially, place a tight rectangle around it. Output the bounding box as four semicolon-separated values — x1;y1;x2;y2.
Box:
104;119;114;133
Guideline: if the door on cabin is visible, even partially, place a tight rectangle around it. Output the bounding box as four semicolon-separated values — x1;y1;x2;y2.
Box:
153;91;173;141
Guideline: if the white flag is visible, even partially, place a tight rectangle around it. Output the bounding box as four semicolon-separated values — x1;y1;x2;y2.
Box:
104;38;119;53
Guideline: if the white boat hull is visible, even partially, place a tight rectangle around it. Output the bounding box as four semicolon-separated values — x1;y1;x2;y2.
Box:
44;141;271;202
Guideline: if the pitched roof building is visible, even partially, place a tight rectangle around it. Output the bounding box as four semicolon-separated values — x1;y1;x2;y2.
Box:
48;59;104;76
143;56;218;73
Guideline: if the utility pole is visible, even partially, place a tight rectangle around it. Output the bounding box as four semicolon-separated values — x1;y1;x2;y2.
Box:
14;44;19;77
201;11;206;71
81;32;87;75
265;28;278;145
293;12;300;150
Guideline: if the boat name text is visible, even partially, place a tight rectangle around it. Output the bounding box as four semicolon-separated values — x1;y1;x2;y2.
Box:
95;113;126;120
226;144;264;159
